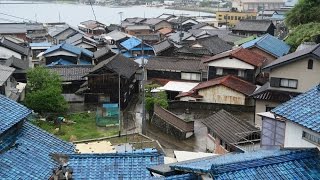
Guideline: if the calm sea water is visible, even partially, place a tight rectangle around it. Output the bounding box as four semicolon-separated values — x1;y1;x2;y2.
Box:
0;1;212;26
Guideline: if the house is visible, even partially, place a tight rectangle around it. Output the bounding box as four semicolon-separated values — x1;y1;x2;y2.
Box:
149;148;320;179
101;30;131;45
142;18;172;31
177;75;257;105
78;20;106;36
0;56;29;82
0;23;27;40
188;29;246;45
51;148;164;179
119;37;155;58
153;40;175;56
0;36;30;61
191;23;217;30
157;27;173;39
84;54;139;109
124;25;152;36
157;13;176;20
252;44;320;127
216;11;257;27
25;23;48;43
48;25;79;44
176;35;233;57
232;0;286;11
65;33;97;52
152;105;194;139
93;46;116;64
203;47;267;83
47;65;93;94
241;34;290;61
0;95;75;179
202;109;260;154
167;31;196;45
169;16;199;31
0;65;16;97
146;56;206;82
43;43;93;66
153;80;200;100
136;34;161;45
259;85;320;149
29;42;52;65
232;20;276;36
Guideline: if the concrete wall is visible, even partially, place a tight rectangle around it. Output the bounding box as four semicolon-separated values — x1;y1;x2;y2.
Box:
198;85;246;105
255;99;280;128
206;134;228;155
269;57;320;92
151;114;191;139
284;121;320;148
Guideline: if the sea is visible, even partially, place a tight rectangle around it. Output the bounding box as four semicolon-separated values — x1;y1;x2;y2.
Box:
0;1;212;26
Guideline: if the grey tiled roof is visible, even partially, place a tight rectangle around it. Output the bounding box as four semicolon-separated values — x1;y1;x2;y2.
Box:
0;23;27;34
201;109;259;144
0;37;29;55
93;46;111;59
153;40;173;54
233;20;274;32
47;65;93;81
142;18;165;25
146;56;205;72
0;64;15;86
90;54;139;79
1;56;28;70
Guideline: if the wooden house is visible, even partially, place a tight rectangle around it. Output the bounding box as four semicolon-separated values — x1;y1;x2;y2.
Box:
84;54;139;109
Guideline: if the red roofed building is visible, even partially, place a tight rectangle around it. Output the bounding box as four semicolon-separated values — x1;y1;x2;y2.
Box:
203;47;267;84
176;75;257;105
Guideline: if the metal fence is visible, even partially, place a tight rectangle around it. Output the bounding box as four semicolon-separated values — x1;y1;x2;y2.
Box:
96;103;119;127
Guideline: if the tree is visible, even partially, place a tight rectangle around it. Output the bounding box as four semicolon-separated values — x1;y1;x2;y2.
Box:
25;67;68;114
145;84;168;117
285;0;320;28
286;22;320;50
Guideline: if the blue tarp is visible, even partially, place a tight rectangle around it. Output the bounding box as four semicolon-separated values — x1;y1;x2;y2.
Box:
44;43;93;57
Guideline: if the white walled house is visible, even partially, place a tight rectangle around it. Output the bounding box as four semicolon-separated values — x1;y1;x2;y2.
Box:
252;44;320;127
260;85;320;150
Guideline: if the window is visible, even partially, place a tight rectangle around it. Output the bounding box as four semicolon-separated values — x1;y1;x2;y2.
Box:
216;68;223;75
280;79;298;88
231;16;234;20
266;106;275;112
238;70;245;77
181;72;201;81
302;131;320;146
308;59;313;69
227;16;230;20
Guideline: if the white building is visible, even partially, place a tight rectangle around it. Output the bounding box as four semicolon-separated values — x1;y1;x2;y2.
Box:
232;0;286;12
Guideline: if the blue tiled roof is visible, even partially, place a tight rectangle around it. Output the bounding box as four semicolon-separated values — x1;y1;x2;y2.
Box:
211;149;320;179
242;34;290;57
62;148;164;179
0;95;31;134
272;85;320;132
121;37;142;50
43;43;93;57
0;122;75;179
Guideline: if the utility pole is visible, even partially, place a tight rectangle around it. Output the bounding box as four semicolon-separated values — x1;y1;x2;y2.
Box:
141;39;146;135
118;72;121;137
118;12;123;31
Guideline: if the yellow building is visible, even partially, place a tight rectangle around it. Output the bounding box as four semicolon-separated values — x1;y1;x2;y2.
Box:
216;11;257;27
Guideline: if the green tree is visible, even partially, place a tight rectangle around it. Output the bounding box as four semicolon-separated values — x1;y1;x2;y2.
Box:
145;84;168;116
286;22;320;50
285;0;320;28
25;67;68;114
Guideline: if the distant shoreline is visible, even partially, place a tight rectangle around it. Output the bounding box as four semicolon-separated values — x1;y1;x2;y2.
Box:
165;6;216;14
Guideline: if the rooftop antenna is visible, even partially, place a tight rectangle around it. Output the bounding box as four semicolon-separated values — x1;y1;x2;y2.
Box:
89;0;97;21
118;12;123;30
58;12;61;22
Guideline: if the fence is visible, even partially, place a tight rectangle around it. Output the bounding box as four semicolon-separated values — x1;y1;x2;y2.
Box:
96;103;119;127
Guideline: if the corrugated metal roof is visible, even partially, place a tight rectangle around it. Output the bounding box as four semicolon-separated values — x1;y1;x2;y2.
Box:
272;85;320;133
242;34;290;58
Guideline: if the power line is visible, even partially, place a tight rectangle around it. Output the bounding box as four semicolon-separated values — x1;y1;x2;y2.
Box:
0;12;37;23
88;0;97;21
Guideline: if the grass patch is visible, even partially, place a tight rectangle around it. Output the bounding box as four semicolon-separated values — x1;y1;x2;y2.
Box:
31;112;119;141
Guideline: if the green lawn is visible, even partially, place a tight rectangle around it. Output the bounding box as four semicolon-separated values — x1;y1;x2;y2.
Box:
31;113;119;141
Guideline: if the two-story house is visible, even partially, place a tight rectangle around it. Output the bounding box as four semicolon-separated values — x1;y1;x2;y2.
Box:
232;20;276;37
203;47;266;83
252;44;320;127
259;85;320;150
